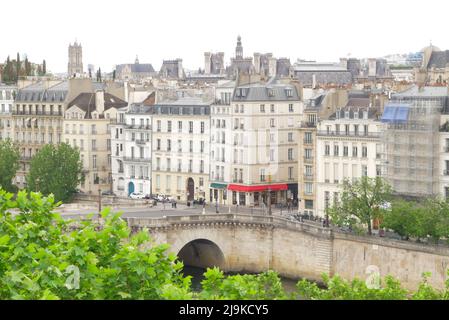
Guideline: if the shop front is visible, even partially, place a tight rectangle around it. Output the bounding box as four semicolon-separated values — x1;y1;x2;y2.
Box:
227;183;288;207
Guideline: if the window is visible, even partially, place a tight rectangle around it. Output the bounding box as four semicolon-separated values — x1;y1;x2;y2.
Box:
305;183;313;195
91;124;97;134
200;141;204;153
288;167;293;180
325;191;330;209
343;145;348;157
289;104;294;112
157;139;161;150
260;168;266;182
270;118;275;128
167;139;171;151
189;140;193;153
178;121;182;132
200;121;205;134
199;178;204;187
334;144;339;156
288;148;293;161
270;104;275;113
304;132;312;144
167;121;172;132
91;139;97;151
325;144;330;156
352;146;358;158
305;148;312;159
240;105;244;113
335;124;340;135
376;165;382;177
354;125;359;136
189;121;193;133
288;132;293;142
364;125;369;136
362;145;368;158
178;140;182;152
270;149;275;161
200;160;204;173
362;165;368;177
305;200;314;210
260;104;265;113
92;155;97;169
157;120;161;132
345;124;349;136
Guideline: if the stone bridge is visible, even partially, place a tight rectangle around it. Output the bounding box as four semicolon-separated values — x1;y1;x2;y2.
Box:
125;214;449;290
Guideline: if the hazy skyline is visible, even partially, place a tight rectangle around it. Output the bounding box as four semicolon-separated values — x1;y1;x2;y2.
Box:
1;0;447;73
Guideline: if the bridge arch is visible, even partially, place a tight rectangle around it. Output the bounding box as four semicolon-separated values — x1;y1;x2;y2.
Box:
177;239;226;270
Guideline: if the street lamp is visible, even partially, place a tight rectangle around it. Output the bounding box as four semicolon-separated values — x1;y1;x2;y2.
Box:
98;189;102;216
215;195;219;214
267;174;272;215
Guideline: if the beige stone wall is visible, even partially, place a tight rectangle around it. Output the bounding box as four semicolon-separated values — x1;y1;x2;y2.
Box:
127;215;449;291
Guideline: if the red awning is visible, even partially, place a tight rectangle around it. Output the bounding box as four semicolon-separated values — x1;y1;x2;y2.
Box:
227;184;288;192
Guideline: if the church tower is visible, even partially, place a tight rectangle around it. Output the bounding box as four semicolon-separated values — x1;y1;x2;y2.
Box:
68;41;83;77
235;35;243;59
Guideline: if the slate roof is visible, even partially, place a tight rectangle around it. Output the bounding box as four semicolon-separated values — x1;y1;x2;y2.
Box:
294;71;352;86
427;50;449;68
329;106;379;120
116;63;155;74
15;81;68;103
393;86;449;98
67;92;128;119
233;83;300;102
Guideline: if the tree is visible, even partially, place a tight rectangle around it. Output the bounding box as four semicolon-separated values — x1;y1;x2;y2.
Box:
98;68;102;82
327;177;392;235
0;139;20;192
42;59;46;75
0;190;190;300
24;56;31;76
26;143;83;202
112;69;116;81
16;52;21;80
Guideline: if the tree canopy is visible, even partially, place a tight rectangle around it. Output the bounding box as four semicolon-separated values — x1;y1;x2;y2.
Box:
26;143;83;202
326;177;392;235
0;139;20;193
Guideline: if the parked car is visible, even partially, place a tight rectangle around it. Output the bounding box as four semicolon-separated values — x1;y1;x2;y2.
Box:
101;190;116;196
129;192;145;199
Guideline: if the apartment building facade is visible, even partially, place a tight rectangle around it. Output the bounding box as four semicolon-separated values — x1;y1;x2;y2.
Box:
316;106;383;217
225;81;302;207
111;104;152;197
0;84;16;141
64;90;127;194
151;98;210;202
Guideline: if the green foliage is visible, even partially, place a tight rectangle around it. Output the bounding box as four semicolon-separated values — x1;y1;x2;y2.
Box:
296;272;449;300
0;189;189;300
26;143;83;202
382;198;449;243
199;267;287;300
0;139;20;192
327;177;392;235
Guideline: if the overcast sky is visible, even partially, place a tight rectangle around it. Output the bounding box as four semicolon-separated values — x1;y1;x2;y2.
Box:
1;0;447;73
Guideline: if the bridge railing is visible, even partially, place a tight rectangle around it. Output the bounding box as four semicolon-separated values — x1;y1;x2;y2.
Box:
124;213;332;236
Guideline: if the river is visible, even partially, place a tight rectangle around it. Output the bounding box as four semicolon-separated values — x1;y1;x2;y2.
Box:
182;266;299;294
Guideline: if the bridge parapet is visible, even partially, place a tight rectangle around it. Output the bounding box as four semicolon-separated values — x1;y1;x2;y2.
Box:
124;213;332;238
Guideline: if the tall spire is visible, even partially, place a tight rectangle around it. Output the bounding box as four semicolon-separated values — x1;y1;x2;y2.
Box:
135;55;139;64
236;35;243;59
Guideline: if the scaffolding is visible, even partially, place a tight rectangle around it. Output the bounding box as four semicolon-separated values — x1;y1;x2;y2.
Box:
381;87;448;198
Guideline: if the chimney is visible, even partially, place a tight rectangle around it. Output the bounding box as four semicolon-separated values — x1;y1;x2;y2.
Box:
95;90;105;114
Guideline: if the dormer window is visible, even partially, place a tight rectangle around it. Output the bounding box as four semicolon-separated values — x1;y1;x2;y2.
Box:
345;111;350;119
354;110;359;119
363;111;368;119
336;110;340;119
285;88;293;97
268;88;275;97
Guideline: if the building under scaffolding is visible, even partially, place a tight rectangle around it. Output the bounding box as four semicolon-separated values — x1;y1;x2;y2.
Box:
381;86;449;198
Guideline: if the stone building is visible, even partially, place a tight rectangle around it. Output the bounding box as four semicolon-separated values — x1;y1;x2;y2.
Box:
115;56;156;80
415;44;449;85
0;84;16;141
68;41;83;77
228;36;255;78
64;90;127;194
151;97;211;202
111;104;153;197
159;59;184;79
204;52;225;75
223;79;302;207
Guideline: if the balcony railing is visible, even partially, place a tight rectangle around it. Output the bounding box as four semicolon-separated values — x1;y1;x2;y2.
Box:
304;174;313;180
123;157;151;163
304;157;314;163
135;140;146;145
317;131;380;138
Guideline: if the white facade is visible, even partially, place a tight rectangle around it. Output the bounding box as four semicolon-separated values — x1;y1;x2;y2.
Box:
111;106;152;197
0;85;16;141
316;108;383;217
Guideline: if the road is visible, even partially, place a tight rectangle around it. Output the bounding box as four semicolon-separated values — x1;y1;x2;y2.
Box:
57;203;295;220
